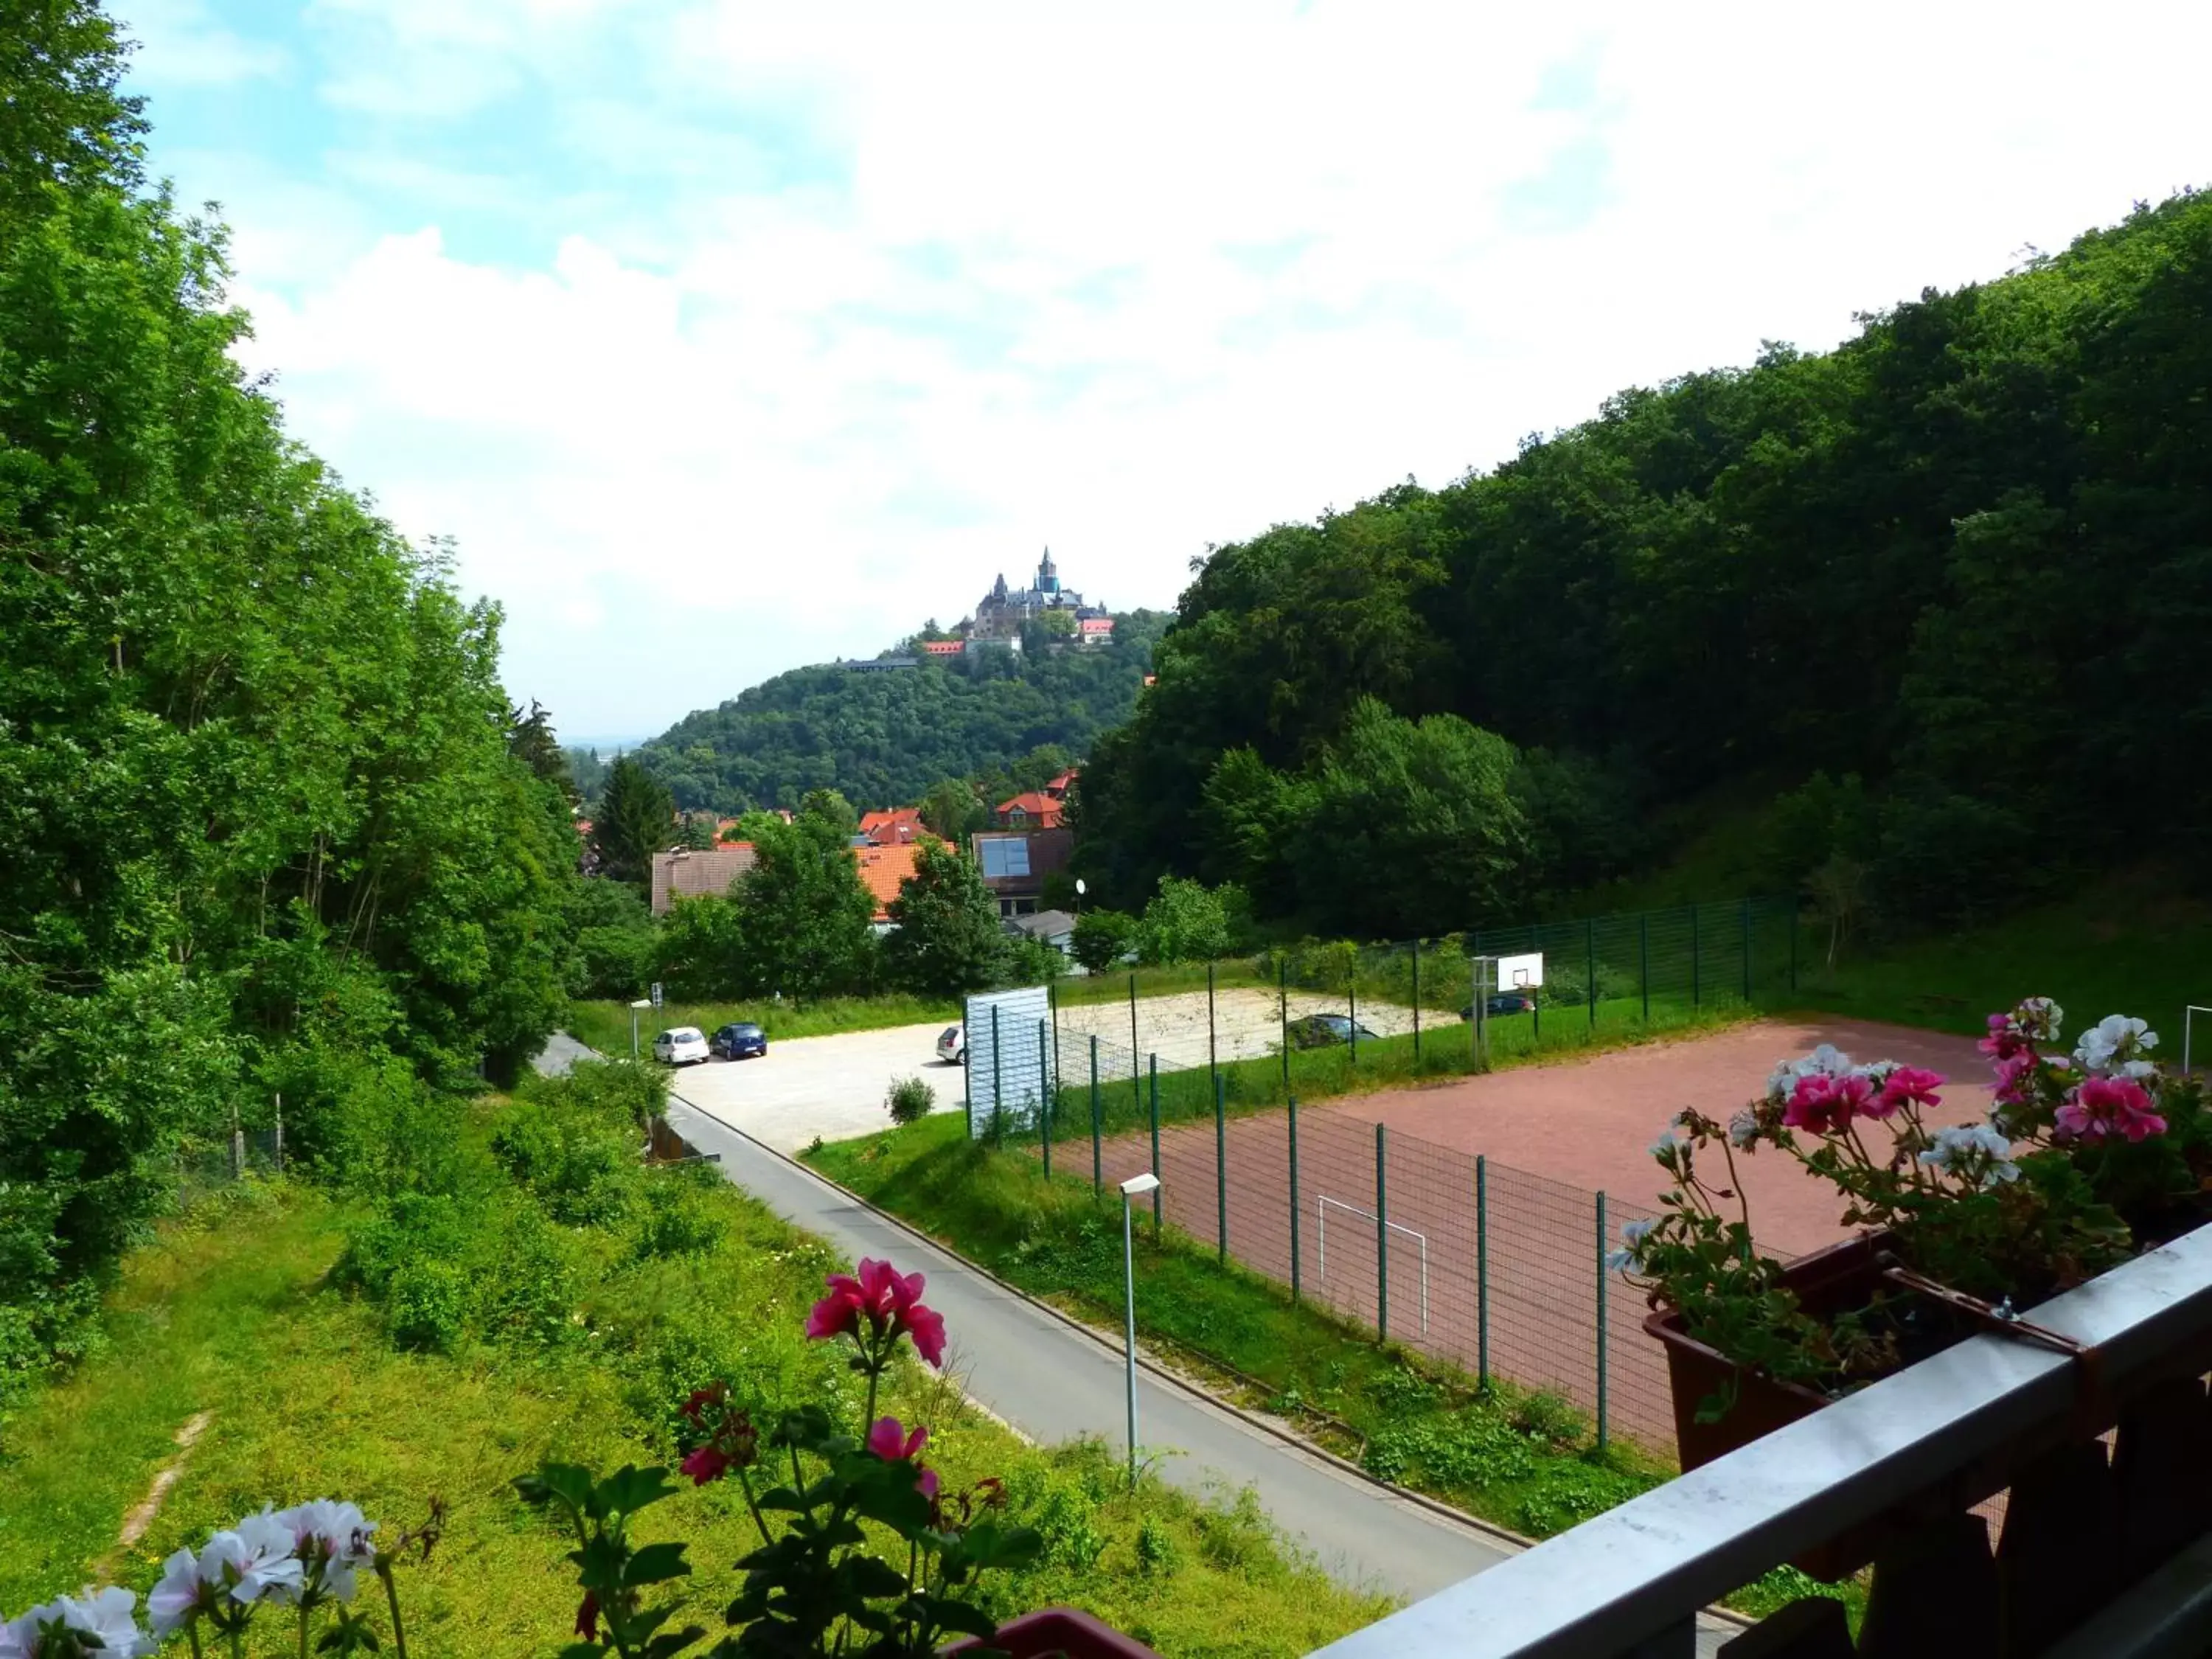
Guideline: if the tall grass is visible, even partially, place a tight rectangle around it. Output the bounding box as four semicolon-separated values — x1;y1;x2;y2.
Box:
0;1110;1387;1656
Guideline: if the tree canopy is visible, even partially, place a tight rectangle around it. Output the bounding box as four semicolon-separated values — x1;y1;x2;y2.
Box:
1079;191;2212;932
636;614;1168;813
1;4;575;1408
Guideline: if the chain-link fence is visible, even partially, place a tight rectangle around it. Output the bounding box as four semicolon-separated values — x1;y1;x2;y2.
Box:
1058;1091;1672;1450
1037;896;1798;1116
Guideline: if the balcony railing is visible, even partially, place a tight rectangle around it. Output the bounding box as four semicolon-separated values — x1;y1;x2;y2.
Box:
1310;1220;2212;1659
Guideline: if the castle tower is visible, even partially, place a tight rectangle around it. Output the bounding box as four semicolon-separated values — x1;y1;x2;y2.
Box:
1037;547;1060;596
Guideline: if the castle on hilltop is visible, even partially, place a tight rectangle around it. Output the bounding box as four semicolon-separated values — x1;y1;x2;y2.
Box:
960;549;1116;647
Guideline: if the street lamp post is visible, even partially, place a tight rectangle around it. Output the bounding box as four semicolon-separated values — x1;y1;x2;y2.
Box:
629;998;653;1061
1118;1171;1161;1489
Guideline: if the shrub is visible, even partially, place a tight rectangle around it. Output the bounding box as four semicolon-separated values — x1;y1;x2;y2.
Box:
886;1075;936;1125
386;1259;471;1353
1135;1515;1181;1576
1510;1388;1589;1447
630;1176;725;1261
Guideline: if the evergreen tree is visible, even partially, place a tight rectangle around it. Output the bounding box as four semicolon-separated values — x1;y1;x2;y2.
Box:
594;756;675;890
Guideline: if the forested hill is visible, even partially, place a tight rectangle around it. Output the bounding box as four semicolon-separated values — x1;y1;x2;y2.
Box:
1077;190;2212;934
639;612;1169;810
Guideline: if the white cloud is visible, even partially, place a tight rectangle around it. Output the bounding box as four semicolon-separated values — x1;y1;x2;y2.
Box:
122;0;287;84
207;0;2212;734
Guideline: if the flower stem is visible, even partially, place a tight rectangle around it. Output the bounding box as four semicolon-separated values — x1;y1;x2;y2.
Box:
187;1622;205;1659
299;1604;311;1659
380;1565;410;1659
735;1465;773;1545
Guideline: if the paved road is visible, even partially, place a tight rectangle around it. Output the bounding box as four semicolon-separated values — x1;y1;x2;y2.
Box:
532;1031;597;1077
664;1088;1510;1604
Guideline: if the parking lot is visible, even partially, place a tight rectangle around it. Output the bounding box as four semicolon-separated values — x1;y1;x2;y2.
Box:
662;1019;966;1151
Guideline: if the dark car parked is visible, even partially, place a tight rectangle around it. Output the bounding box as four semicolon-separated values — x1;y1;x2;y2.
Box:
711;1021;768;1060
1284;1012;1382;1049
1458;992;1537;1021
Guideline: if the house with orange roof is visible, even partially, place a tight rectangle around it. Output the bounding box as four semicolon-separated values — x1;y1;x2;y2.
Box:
858;807;930;846
855;841;928;931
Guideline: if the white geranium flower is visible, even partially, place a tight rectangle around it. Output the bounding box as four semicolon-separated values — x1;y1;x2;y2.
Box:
1921;1124;2020;1186
200;1512;304;1607
3;1590;153;1659
1728;1108;1760;1149
147;1548;214;1638
274;1501;378;1604
2076;1014;2157;1073
1648;1129;1680;1160
1806;1044;1852;1077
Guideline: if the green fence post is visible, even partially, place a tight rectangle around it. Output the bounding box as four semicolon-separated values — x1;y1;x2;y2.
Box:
1639;914;1650;1024
1039;1020;1052;1179
1128;972;1141;1117
1475;1155;1489;1388
1596;1190;1610;1451
1741;897;1753;1002
1089;1035;1102;1196
1411;937;1422;1062
1532;978;1541;1046
1288;1096;1302;1304
991;1006;1003;1139
1214;1073;1228;1265
1148;1054;1162;1234
1279;958;1291;1096
1375;1123;1390;1343
1207;961;1218;1100
1586;918;1597;1030
1691;903;1702;1008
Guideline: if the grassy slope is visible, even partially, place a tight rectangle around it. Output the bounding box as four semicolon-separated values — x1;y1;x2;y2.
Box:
1579;801;2211;1043
0;1176;1384;1658
566;992;958;1056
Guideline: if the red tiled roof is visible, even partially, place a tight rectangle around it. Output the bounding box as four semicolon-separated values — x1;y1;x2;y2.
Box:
919;639;964;655
859;807;930;845
1079;616;1115;633
855;841;925;921
995;791;1065;829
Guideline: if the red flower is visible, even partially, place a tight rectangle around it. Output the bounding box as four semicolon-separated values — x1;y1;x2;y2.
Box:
899;1301;947;1369
681;1444;732;1486
809;1259;947;1369
2056;1076;2167;1144
1783;1071;1872;1135
1874;1065;1944;1119
679;1383;727;1425
917;1466;941;1501
575;1591;599;1641
867;1416;929;1463
806;1274;867;1341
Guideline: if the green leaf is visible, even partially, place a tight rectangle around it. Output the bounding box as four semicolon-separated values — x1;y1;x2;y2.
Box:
597;1464;678;1518
624;1541;694;1587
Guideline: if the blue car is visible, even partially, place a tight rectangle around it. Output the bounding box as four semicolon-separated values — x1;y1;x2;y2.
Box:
711;1022;768;1060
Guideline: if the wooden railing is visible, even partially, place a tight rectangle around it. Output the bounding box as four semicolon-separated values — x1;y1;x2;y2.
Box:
1310;1221;2212;1659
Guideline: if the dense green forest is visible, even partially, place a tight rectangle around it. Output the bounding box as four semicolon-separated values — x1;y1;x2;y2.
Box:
1077;191;2212;938
636;612;1168;812
0;7;574;1415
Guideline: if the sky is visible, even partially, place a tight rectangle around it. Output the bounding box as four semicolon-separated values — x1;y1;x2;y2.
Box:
119;0;2211;745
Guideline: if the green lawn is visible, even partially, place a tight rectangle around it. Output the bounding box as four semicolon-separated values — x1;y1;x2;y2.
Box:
0;1166;1385;1657
566;992;957;1057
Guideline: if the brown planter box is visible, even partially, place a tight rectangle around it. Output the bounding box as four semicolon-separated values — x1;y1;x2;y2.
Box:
949;1607;1162;1659
1643;1231;1893;1472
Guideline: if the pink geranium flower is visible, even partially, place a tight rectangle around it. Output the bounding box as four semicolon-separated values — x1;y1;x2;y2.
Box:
1784;1071;1873;1135
681;1445;731;1486
2055;1076;2166;1143
806;1274;867;1340
807;1259;947;1369
1874;1065;1944;1118
867;1417;929;1464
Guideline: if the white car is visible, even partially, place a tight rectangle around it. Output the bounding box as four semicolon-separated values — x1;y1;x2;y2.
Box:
653;1026;710;1066
936;1025;966;1065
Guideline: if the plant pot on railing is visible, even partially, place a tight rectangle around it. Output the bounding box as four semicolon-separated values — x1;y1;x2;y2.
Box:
1644;1231;1896;1472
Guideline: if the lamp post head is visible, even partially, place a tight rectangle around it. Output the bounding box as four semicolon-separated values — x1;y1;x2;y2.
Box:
1119;1172;1161;1198
630;999;653;1010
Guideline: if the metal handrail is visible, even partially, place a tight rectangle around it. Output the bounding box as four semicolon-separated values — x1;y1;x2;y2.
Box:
1309;1220;2212;1659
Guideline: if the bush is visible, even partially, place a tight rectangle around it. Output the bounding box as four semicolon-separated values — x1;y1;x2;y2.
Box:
386;1259;471;1353
631;1176;726;1261
886;1075;936;1125
1510;1389;1588;1447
